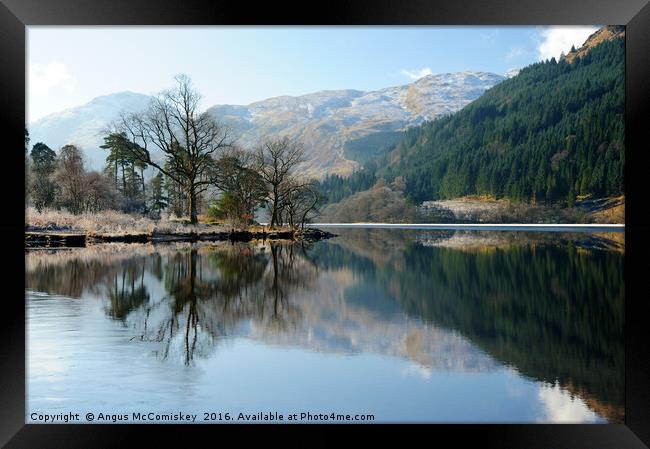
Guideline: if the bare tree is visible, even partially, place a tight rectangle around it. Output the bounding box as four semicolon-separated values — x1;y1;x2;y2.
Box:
212;148;267;224
255;137;304;228
84;171;120;212
54;144;86;214
113;74;233;224
287;181;322;229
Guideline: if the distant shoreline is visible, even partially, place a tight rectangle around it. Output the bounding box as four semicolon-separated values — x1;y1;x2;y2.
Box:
310;223;625;232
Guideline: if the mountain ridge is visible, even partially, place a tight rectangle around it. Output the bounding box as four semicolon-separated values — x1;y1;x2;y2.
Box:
28;71;506;176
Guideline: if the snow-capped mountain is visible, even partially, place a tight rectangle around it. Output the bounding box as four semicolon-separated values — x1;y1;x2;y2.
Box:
28;91;152;169
208;71;505;177
28;71;505;176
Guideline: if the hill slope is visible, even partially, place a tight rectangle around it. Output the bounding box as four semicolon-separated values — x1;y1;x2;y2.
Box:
377;26;624;205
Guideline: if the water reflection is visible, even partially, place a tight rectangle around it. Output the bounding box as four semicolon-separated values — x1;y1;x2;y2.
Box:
26;229;624;422
315;229;624;422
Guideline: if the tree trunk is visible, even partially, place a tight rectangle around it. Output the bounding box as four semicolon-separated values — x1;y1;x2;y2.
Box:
141;168;147;213
300;198;317;230
187;185;198;224
121;163;126;193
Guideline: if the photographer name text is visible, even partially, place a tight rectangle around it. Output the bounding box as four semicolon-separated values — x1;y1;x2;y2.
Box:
29;411;375;423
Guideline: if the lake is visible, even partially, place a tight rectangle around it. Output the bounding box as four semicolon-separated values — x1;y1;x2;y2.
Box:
26;228;624;423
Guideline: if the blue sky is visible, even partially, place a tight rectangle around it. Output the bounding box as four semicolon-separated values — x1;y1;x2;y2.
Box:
27;26;599;122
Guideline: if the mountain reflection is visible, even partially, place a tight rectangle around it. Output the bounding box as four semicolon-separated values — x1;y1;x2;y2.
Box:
25;229;624;421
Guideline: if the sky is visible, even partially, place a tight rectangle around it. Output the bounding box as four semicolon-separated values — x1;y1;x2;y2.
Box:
27;25;600;123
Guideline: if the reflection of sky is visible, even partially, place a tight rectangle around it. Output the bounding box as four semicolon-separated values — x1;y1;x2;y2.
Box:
26;290;604;423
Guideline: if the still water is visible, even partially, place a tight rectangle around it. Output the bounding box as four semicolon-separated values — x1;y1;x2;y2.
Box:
26;229;624;423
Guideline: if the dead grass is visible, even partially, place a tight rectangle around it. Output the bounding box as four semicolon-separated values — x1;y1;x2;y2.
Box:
586;196;625;224
25;207;294;236
590;203;624;223
25;207;232;235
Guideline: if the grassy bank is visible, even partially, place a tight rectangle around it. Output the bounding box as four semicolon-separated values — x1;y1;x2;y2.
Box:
26;207;228;235
25;207;334;247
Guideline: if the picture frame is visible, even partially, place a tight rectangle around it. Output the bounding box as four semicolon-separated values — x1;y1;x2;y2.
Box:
2;0;649;446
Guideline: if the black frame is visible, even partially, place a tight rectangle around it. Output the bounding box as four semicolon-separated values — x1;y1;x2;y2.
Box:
2;0;649;447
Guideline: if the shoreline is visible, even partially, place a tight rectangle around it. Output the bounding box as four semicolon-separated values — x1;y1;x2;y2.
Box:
311;223;625;232
25;222;625;248
25;227;337;248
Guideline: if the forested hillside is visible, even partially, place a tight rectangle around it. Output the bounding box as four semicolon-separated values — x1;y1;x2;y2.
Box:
381;32;624;204
320;28;625;208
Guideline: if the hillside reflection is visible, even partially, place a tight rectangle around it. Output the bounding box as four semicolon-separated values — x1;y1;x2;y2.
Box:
312;229;624;422
26;229;624;421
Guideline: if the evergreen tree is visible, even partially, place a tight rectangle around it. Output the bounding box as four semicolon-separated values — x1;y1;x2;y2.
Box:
147;173;168;214
29;142;58;211
101;132;148;212
101;132;131;192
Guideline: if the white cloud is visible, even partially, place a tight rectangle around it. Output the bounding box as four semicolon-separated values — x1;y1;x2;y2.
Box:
537;26;599;61
29;61;75;94
401;67;433;81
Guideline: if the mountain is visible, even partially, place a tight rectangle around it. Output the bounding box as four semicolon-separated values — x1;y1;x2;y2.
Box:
28;72;505;175
28;91;152;170
360;26;625;205
207;72;505;177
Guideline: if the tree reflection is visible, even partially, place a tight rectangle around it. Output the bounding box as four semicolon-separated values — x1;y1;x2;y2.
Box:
126;242;318;365
106;261;150;322
26;243;319;365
